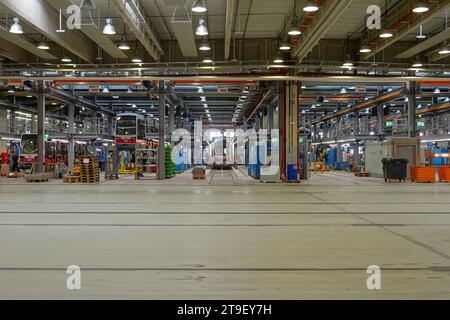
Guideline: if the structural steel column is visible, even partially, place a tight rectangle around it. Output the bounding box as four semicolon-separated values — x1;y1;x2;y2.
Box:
176;107;182;129
408;81;417;138
284;78;299;180
377;105;385;136
68;104;75;171
169;103;175;134
158;81;166;180
353;112;359;135
36;80;46;173
354;140;360;172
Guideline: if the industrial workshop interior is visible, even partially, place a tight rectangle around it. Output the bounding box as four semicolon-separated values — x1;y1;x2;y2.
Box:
0;0;449;303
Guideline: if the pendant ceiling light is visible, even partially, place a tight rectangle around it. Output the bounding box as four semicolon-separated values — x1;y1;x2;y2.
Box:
412;2;430;13
103;18;116;35
61;56;72;63
202;56;213;63
279;41;291;51
438;44;450;55
9;17;23;34
288;23;301;36
273;54;284;64
288;0;301;36
199;39;211;51
379;28;394;38
359;45;371;53
342;60;353;67
196;18;209;36
192;0;207;13
37;41;50;50
118;41;130;50
303;0;319;12
81;0;96;10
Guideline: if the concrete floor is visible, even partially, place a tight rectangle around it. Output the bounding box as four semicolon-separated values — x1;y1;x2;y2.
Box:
0;179;449;299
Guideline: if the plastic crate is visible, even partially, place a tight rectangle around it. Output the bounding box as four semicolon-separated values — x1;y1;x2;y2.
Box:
437;166;450;183
410;166;435;183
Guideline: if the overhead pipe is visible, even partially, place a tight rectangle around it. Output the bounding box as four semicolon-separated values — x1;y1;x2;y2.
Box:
312;88;407;124
242;89;274;127
47;86;115;116
1;75;450;84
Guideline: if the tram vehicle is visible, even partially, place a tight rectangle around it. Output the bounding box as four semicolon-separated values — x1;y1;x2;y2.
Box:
19;134;68;167
115;113;147;145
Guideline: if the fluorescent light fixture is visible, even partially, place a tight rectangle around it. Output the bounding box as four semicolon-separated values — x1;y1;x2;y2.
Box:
360;45;371;53
61;56;72;63
279;41;291;51
379;28;394;38
412;2;429;13
37;41;50;50
412;61;423;68
192;0;207;13
10;17;23;34
303;0;319;12
434;87;441;94
132;57;143;63
103;18;116;35
340;87;347;94
7;88;14;93
196;19;208;36
102;87;109;93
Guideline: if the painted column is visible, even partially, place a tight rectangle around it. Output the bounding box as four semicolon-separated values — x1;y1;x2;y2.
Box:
158;81;166;180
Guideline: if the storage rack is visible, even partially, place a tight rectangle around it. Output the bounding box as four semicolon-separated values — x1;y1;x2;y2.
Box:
135;148;158;180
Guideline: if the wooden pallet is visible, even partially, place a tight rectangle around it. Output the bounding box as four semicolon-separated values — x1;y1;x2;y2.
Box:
7;172;26;178
355;172;369;177
80;180;100;183
105;175;119;180
63;175;80;183
193;174;206;180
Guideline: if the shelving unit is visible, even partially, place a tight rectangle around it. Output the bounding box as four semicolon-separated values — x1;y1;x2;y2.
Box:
135;148;158;180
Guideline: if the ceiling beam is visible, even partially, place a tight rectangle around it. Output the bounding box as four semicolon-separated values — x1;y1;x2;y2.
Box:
0;38;35;62
0;27;58;60
396;28;450;60
112;0;163;61
292;0;353;62
0;0;97;63
428;50;450;63
46;0;128;60
224;0;237;61
363;0;450;60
